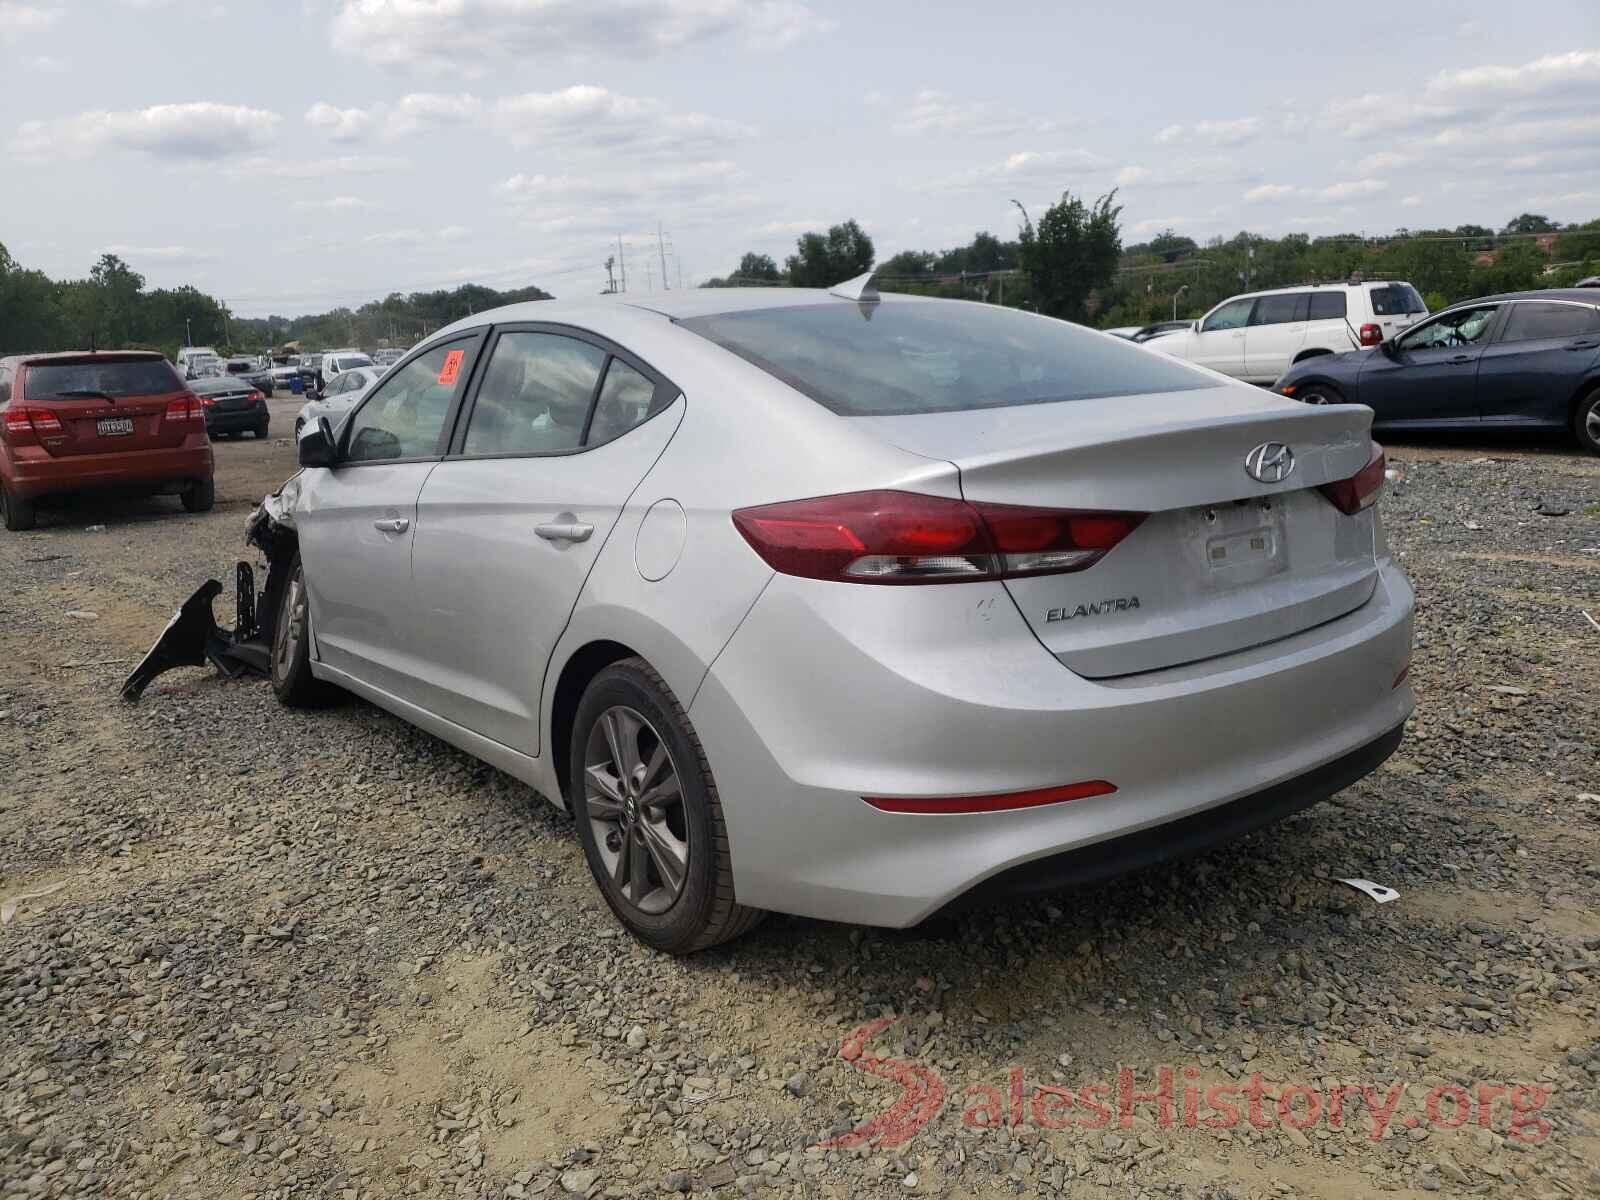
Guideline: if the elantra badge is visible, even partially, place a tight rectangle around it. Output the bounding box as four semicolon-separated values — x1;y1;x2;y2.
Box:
1244;442;1295;483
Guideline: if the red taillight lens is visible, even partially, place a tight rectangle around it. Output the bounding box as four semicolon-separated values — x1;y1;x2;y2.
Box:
248;390;263;403
1319;445;1386;515
864;779;1117;814
1;406;64;444
732;490;1146;584
1358;323;1383;347
165;393;204;421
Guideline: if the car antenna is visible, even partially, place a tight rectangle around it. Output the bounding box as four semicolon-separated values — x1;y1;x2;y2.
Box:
828;269;880;304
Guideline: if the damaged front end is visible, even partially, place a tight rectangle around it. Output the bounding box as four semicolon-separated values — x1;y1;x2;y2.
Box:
121;480;301;702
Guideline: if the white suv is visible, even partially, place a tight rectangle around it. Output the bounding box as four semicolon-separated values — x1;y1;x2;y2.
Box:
1150;280;1428;384
315;349;374;396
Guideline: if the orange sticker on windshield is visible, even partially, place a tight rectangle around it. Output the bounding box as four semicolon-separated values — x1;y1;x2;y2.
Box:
438;349;464;387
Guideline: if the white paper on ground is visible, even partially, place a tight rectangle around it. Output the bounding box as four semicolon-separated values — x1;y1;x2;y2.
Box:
1338;878;1399;904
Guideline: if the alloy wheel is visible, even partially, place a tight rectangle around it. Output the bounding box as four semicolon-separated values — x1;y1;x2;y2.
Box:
584;705;688;916
1587;401;1600;444
274;568;305;679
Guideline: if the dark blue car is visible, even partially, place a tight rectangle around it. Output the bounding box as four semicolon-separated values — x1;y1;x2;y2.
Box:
1274;288;1600;454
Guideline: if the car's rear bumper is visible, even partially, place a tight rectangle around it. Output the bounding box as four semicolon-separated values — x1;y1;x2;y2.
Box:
205;408;268;434
690;560;1414;927
4;439;213;500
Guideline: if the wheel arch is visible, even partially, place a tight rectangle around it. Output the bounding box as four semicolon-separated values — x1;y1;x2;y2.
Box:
549;639;640;809
1292;347;1334;364
1566;373;1600;427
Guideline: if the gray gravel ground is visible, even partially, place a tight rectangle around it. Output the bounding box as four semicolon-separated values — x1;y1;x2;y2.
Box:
2;401;1598;1200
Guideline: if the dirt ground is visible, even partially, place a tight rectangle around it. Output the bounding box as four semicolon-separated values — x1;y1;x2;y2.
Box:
2;401;1597;1200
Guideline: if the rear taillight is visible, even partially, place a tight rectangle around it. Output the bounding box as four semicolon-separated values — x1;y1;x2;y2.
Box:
1319;445;1386;515
165;393;205;422
1358;323;1383;347
731;490;1146;584
248;390;264;403
1;406;64;444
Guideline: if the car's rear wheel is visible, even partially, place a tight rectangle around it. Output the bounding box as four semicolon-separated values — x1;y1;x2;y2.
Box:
255;419;270;439
271;554;337;707
1574;387;1600;455
570;657;764;953
1;481;37;532
1296;382;1345;406
181;478;215;512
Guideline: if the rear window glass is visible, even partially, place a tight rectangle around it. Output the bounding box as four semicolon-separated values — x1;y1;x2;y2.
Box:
1308;292;1348;320
1370;284;1426;315
24;359;182;399
680;301;1212;416
1499;302;1600;341
336;355;373;371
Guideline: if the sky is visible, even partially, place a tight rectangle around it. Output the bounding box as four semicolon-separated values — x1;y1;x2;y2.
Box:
2;0;1597;318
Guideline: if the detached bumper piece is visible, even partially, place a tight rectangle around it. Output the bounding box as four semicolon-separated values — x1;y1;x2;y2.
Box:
120;562;272;702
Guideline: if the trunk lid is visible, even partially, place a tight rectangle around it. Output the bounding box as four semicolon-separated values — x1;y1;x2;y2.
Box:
854;385;1380;678
21;356;193;456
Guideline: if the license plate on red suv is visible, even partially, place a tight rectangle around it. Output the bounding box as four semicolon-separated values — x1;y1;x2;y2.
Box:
97;417;134;437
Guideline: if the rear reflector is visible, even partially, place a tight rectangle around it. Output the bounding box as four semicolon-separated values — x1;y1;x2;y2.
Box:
732;490;1145;584
1358;323;1384;347
1319;445;1386;515
864;779;1117;814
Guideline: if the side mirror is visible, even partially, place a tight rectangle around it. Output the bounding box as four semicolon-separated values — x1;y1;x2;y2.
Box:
1191;320;1200;333
297;415;338;468
1379;339;1398;359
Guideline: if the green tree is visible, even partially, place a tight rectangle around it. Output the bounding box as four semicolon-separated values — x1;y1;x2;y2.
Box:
785;220;875;288
735;252;782;282
1146;229;1197;262
1502;213;1557;235
1012;190;1122;322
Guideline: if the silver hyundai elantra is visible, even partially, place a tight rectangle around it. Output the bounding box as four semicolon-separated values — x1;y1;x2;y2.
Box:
257;279;1413;952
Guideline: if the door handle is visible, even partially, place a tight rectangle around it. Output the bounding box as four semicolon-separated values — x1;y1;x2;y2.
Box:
373;517;410;533
536;522;594;543
1565;339;1599;350
1447;354;1473;364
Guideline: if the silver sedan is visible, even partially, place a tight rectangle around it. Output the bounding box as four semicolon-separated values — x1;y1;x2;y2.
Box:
294;365;385;436
262;282;1414;952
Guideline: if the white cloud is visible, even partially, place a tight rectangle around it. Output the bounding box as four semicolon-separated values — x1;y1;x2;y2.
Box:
1427;49;1600;101
889;90;1054;138
228;153;410;181
11;102;281;161
1193;117;1259;146
1355;151;1411;173
492;86;753;153
1126;216;1189;238
1321;178;1387;200
938;147;1109;192
1244;179;1386;203
1115;165;1151;186
1244;183;1297;202
305;102;374;142
498;159;744;204
330;0;833;72
387;92;482;137
1153;123;1184;144
1400;194;1424;208
0;2;61;41
291;195;376;212
101;244;217;262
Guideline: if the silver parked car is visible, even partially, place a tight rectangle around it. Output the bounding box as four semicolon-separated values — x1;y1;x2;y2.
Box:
259;282;1414;952
295;365;385;435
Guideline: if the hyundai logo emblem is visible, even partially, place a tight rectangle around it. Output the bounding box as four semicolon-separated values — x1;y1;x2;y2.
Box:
1244;442;1295;484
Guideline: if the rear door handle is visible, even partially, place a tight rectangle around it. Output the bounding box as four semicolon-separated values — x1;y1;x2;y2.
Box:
373;517;410;533
536;522;594;543
1447;354;1474;364
1565;339;1599;350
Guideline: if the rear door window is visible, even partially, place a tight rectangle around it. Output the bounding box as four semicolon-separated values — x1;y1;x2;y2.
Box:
587;358;663;445
1307;292;1348;320
1249;293;1310;325
1498;302;1600;341
23;359;183;399
461;332;606;456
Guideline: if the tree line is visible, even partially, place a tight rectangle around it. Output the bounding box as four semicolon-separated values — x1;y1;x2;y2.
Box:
0;241;551;359
705;208;1600;327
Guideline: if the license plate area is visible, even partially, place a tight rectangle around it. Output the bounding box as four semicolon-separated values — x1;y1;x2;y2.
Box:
1192;499;1286;585
96;417;135;437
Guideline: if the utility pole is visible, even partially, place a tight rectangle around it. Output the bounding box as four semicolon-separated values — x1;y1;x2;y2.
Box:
617;235;627;293
603;256;617;294
658;223;669;291
1173;284;1188;322
185;316;192;346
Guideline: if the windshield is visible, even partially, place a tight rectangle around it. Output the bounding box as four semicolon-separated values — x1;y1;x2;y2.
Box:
25;359;183;399
337;355;373;370
680;301;1212;416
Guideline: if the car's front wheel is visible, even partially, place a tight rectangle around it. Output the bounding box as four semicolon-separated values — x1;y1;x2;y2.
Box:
270;554;337;707
1295;382;1345;406
570;658;764;953
1574;386;1600;455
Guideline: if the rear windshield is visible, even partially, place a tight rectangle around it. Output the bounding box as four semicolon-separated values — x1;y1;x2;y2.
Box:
24;359;182;399
1370;284;1426;315
680;301;1212;416
336;355;373;370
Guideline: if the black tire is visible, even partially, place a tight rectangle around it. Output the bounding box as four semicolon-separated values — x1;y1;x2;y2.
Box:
1;481;37;531
570;657;764;953
254;420;270;439
181;478;215;513
294;417;304;437
270;554;338;707
1296;381;1345;406
1574;387;1600;455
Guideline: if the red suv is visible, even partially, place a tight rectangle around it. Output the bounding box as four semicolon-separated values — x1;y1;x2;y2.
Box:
0;352;214;531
